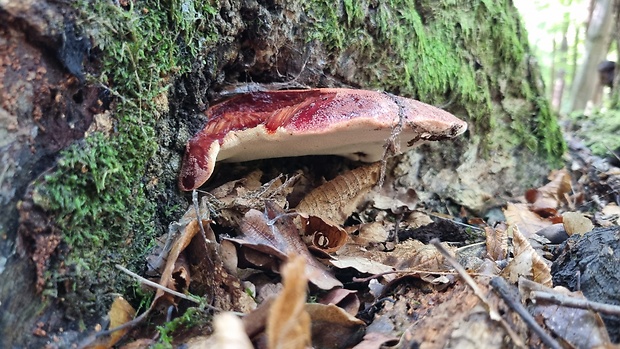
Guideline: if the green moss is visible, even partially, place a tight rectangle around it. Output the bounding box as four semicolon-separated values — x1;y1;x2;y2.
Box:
154;307;211;348
34;0;218;319
570;109;620;157
303;0;565;162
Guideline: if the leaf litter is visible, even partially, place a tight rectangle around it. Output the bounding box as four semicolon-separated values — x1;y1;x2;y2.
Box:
82;141;620;348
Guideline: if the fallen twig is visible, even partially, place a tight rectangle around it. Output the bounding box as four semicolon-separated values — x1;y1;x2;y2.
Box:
490;277;562;349
430;238;526;349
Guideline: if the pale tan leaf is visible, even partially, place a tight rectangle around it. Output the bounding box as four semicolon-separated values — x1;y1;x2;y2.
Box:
295;162;381;223
562;212;594;236
267;255;311;349
503;202;552;238
184;313;253;349
330;256;394;275
502;226;552;286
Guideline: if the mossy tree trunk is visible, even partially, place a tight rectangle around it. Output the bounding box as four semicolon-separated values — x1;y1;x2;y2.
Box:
0;0;564;347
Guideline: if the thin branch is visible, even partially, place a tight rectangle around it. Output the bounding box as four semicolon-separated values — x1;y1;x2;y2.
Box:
531;290;620;316
116;264;200;304
490;277;563;349
430;239;526;349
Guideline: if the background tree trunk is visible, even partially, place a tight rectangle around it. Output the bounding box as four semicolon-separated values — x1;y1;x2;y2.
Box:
0;0;565;347
564;0;616;113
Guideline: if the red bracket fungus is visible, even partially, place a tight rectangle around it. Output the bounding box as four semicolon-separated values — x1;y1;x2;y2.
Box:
179;88;467;191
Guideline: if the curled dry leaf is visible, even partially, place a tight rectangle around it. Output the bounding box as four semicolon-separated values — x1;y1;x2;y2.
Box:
295;162;382;223
485;226;508;261
267;255;312;349
298;213;348;253
501;226;552;286
227;201;342;290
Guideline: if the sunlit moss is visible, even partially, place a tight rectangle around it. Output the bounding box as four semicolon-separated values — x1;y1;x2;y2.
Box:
303;0;565;162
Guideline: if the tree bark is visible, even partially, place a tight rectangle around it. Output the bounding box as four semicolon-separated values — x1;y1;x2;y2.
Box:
564;0;616;114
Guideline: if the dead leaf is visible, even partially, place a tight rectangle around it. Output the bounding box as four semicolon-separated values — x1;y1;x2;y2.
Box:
83;297;136;349
298;213;348;253
562;211;594;236
329;256;394;275
267;255;312;349
389;240;453;272
501;226;552;286
318;288;360;316
228;201;342;290
295;162;381;223
521;283;612;349
525;169;572;210
306;303;366;349
485;226;508;261
503;202;552;238
351;332;399;349
184;312;253;349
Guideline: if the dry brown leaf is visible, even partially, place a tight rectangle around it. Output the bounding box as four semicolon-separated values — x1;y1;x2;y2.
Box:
525;169;572;210
390;240;452;271
267;255;312;349
501;226;552;286
352;222;390;246
318;288;360;316
209;171;300;226
295;162;381;223
485;226;508;261
562;211;594;236
228;201;342;290
305;303;366;349
351;332;399;349
503;202;552;238
298;214;348;253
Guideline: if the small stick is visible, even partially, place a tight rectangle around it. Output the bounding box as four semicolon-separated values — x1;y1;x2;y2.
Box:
116;264;201;304
430;239;526;349
193;189;211;243
490;277;562;349
520;278;620;316
531;291;620;316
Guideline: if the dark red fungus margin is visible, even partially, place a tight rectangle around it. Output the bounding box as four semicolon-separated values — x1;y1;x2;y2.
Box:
179;88;467;191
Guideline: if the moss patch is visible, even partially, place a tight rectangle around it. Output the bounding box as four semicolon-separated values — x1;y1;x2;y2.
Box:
570;109;620;156
303;0;565;162
34;0;218;319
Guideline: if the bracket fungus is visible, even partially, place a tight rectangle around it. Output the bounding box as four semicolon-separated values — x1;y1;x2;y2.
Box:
179;88;467;191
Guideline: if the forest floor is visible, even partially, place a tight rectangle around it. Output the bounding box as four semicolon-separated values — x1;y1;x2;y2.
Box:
74;123;620;349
